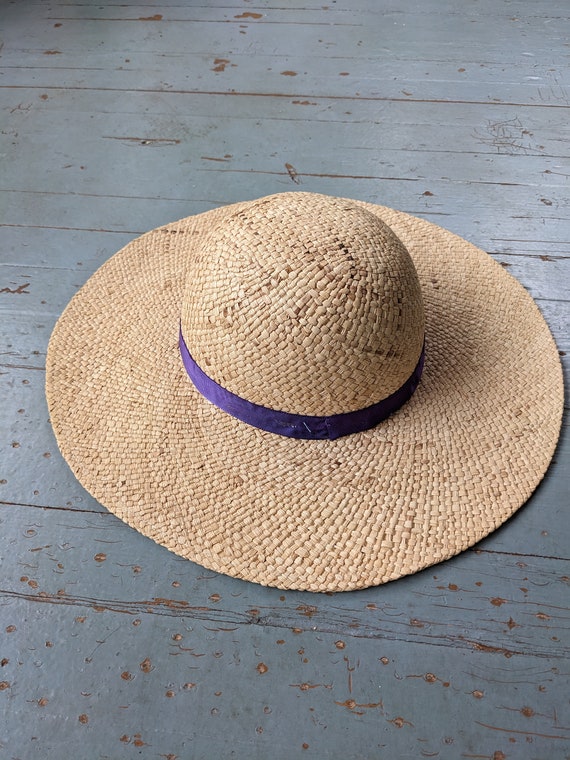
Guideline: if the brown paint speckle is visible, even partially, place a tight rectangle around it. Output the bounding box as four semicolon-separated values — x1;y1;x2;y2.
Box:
94;553;107;563
281;70;298;76
491;597;507;606
336;699;383;713
472;690;484;699
78;714;89;724
140;657;153;673
121;671;133;681
2;282;30;295
235;12;262;19
43;50;62;55
291;683;320;691
388;716;413;728
0;682;10;691
38;697;49;707
139;14;162;21
212;58;231;72
256;662;268;674
469;641;514;657
334;640;346;649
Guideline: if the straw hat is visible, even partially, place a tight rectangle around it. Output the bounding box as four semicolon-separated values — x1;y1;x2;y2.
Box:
46;192;563;592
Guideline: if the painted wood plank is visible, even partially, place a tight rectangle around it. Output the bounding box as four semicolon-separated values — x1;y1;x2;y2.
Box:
2;3;567;69
2;597;568;760
4;81;569;142
9;0;569;11
2;56;569;112
4;94;569;163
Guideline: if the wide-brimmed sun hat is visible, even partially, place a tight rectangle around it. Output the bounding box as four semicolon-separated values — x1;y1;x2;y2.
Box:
46;192;564;592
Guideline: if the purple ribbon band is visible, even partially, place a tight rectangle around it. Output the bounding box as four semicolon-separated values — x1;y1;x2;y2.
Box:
179;328;425;440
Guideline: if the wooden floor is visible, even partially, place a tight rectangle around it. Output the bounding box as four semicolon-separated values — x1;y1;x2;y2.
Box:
1;1;569;758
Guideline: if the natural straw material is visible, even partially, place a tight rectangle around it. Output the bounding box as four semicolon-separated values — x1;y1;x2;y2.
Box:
46;192;564;592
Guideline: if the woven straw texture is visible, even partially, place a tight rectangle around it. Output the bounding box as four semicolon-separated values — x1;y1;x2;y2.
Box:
46;192;564;592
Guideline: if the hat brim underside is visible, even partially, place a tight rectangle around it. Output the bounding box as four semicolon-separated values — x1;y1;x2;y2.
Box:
46;201;564;591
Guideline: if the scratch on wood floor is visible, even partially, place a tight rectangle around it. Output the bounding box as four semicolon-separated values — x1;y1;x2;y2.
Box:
1;282;30;294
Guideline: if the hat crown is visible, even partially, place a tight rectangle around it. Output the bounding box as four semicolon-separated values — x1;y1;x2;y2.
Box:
181;192;425;416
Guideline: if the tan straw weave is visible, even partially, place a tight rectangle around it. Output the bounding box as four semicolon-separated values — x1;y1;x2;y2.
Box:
46;192;564;591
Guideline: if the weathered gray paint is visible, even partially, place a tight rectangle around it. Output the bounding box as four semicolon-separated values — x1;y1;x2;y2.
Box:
1;1;568;758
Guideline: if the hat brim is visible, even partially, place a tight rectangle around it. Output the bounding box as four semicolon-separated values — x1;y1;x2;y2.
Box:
46;198;564;591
